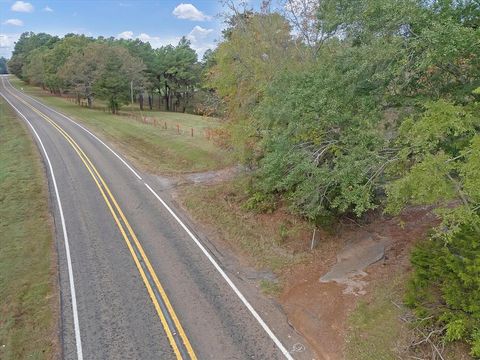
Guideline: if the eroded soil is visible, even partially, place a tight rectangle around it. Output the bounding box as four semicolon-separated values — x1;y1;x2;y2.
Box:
280;207;438;360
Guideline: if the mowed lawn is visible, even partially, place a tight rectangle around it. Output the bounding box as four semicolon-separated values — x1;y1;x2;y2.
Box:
0;98;58;359
9;77;233;174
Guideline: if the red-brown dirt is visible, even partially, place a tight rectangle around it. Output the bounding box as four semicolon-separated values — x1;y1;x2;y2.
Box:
279;207;438;360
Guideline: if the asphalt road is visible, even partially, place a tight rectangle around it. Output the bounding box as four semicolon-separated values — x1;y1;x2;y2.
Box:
0;76;314;360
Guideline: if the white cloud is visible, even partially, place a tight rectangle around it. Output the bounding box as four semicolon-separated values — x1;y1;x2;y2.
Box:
187;25;213;42
137;33;153;42
138;33;181;49
11;1;34;13
116;31;180;49
172;3;211;21
187;26;215;57
43;6;53;12
3;19;23;26
0;34;15;48
0;33;20;57
115;29;216;57
117;30;134;39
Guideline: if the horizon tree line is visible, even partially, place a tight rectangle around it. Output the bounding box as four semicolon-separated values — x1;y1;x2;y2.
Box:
8;32;208;114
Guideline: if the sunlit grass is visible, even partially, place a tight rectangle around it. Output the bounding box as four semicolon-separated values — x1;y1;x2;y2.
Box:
10;77;233;174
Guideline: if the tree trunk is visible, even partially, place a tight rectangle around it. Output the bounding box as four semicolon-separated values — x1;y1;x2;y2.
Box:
87;95;92;108
183;91;188;113
148;94;153;110
110;98;116;114
139;93;144;111
165;83;170;111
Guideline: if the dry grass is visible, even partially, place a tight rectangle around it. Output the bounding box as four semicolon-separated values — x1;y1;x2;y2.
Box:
345;275;411;360
345;273;474;360
177;177;312;272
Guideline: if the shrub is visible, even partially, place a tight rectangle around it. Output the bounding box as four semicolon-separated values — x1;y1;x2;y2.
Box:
406;226;480;357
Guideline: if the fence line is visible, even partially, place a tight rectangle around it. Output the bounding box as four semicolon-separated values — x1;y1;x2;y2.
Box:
64;96;215;140
125;112;216;140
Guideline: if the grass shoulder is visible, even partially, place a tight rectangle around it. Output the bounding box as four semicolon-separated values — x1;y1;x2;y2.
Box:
9;77;233;175
0;98;58;359
345;275;410;360
177;176;312;276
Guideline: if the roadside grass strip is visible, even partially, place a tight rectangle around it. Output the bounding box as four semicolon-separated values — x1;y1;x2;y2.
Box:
9;77;233;174
0;98;58;359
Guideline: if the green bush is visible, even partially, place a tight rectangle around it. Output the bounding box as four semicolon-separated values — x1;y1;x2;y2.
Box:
251;46;392;220
243;191;277;213
406;227;480;357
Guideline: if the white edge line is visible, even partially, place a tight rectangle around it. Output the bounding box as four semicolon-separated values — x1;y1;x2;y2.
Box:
5;76;294;360
144;183;295;360
5;78;142;180
0;84;84;360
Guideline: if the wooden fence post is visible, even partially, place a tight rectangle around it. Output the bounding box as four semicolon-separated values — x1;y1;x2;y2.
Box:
310;228;319;250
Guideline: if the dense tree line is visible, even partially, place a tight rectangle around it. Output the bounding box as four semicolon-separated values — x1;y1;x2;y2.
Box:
8;32;202;113
207;0;479;355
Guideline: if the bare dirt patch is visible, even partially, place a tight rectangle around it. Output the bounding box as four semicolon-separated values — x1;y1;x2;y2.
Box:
280;207;439;360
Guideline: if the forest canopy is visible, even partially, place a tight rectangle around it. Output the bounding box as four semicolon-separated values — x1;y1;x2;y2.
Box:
8;32;203;113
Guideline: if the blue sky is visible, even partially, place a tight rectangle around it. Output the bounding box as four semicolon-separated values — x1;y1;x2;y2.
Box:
0;0;247;58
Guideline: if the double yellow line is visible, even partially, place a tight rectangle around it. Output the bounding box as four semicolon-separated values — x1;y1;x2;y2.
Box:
5;85;197;360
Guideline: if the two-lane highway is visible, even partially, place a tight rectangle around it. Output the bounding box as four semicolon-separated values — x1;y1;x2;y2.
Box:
0;76;312;360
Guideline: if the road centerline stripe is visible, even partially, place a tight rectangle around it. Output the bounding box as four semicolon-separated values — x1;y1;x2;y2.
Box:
143;183;296;360
42;110;196;360
6;78;143;180
6;77;296;360
3;83;196;360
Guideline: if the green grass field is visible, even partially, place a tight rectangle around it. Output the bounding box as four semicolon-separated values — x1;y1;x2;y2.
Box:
0;98;58;359
9;77;233;174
